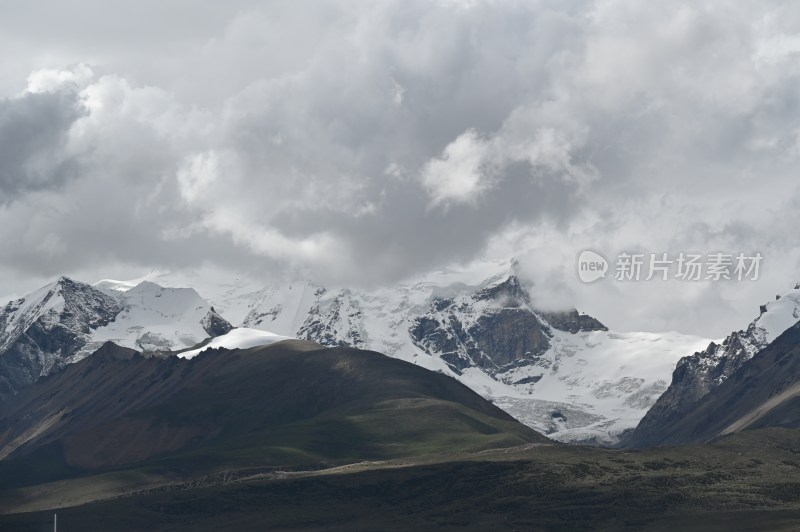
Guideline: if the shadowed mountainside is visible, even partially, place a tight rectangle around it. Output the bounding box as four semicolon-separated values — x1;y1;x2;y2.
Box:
623;322;800;447
0;340;545;492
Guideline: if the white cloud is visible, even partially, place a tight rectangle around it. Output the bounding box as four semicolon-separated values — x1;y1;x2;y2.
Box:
419;129;492;206
177;151;222;205
25;64;94;94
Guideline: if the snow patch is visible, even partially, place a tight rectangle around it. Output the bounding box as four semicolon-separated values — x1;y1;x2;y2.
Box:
179;328;294;359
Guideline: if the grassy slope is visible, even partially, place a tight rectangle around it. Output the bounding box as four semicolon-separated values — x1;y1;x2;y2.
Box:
0;340;544;493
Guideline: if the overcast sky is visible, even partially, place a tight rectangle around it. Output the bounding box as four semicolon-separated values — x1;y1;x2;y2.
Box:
1;0;799;336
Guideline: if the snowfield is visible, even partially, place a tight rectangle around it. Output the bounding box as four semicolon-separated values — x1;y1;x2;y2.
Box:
179;328;294;360
489;329;711;443
74;281;229;360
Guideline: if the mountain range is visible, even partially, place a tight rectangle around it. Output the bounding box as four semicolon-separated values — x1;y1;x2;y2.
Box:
3;260;800;447
0;261;717;444
2;265;800;529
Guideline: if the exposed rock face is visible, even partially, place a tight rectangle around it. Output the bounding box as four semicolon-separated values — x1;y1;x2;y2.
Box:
473;310;550;367
623;323;800;447
410;300;551;375
0;277;122;398
539;309;608;334
201;308;234;337
474;275;530;307
409;277;547;374
297;289;366;349
408;275;606;375
628;332;757;445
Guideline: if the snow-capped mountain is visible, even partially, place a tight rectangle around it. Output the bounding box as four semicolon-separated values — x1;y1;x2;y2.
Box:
0;277;121;397
79;280;232;358
624;285;800;447
0;262;722;444
133;261;711;444
0;277;231;398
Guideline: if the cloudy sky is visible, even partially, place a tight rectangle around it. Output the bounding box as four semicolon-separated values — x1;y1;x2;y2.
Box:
1;0;799;336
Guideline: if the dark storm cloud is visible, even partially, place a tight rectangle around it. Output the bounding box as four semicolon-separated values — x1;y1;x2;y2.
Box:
270;160;585;284
0;88;84;201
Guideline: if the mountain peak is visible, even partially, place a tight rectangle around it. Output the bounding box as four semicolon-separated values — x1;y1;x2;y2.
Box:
474;275;531;306
0;275;232;398
127;280;166;293
52;275;93;293
89;341;143;363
